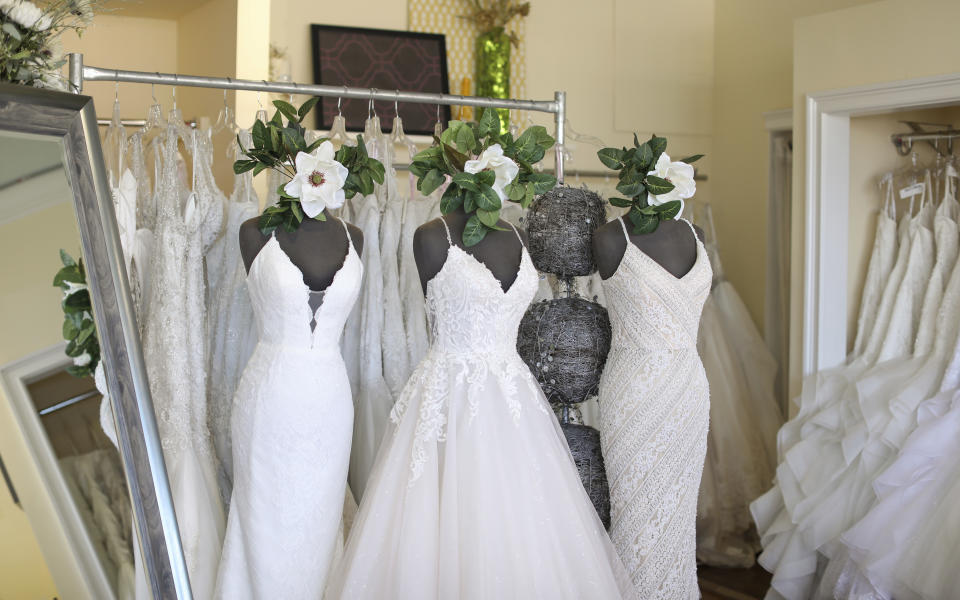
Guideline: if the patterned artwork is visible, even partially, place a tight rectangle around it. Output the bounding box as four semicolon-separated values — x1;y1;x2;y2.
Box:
408;0;528;127
310;25;451;135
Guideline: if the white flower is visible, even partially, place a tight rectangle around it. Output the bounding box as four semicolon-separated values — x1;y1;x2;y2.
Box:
69;0;94;25
62;280;87;298
646;152;696;217
2;1;50;31
283;141;349;218
73;352;91;367
464;143;519;202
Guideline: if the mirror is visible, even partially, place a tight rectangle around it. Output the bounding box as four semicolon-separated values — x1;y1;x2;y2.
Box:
0;84;186;600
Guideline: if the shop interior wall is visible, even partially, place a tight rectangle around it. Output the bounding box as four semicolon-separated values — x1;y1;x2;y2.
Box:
792;0;960;404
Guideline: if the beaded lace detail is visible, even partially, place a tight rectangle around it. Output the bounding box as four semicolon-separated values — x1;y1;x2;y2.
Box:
389;220;546;483
598;218;712;599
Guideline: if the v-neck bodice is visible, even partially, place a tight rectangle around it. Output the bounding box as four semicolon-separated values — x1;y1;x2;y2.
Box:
246;221;363;351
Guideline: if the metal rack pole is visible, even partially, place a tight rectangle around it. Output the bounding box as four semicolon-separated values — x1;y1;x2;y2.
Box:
68;53;567;178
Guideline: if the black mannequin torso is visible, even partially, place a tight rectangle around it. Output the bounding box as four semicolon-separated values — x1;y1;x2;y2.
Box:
593;217;704;280
239;209;364;292
413;206;527;295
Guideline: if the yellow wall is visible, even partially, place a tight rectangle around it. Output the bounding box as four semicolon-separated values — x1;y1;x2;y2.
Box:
791;0;960;399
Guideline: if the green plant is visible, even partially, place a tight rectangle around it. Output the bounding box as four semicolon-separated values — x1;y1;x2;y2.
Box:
409;107;556;246
233;97;385;234
53;249;99;377
597;134;703;234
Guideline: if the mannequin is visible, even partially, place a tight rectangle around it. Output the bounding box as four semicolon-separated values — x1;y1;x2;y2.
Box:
240;209;364;295
413;205;527;294
593;216;703;280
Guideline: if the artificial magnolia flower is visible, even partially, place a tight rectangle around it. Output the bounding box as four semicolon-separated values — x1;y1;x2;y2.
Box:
73;352;91;367
62;280;87;298
464;143;519;202
647;152;696;217
283;141;349;218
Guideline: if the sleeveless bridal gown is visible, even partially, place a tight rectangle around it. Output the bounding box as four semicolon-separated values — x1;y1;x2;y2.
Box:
214;219;362;598
326;220;630;600
598;217;712;599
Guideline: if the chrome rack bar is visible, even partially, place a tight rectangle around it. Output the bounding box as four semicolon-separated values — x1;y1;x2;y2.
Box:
891;127;959;156
68;53;567;181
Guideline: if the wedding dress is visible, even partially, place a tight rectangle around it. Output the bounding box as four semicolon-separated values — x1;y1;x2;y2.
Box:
397;183;442;368
326;220;631;600
206;129;260;504
596;218;712;599
215;219;362;599
140;127;225;599
379;158;411;397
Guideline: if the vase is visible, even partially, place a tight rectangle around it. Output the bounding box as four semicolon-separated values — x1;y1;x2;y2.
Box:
475;27;511;133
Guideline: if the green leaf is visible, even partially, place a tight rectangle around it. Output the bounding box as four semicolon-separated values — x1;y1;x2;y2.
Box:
634;143;653;169
654;200;683;220
252;164;267;176
251;119;267;148
474;169;496;188
59;249;76;268
290;201;304;223
441;143;469;172
616;179;644;197
528;172;556;195
476;185;502;211
63;318;78;339
297;97;321;122
649;135;667;156
523;181;535;208
63;290;90;313
258;208;284;235
420;169;446;196
233;159;257;174
2;22;22;41
628;208;659;235
608;197;633;208
408;161;430;179
368;159;386;184
478;107;501;137
464;190;479;213
451;172;479;192
678;153;704;164
476;208;501;228
273;100;298;123
645;175;675;196
440;185;463;214
633;132;640;147
413;145;443;163
455;125;476;153
462;214;488;247
76;321;95;345
597;147;626;170
506;182;525;202
359;170;373;195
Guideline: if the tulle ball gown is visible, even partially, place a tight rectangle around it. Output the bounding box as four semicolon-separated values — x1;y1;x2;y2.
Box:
214;220;362;598
326;220;630;599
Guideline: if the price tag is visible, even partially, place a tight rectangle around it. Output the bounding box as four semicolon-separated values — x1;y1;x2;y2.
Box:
899;183;925;199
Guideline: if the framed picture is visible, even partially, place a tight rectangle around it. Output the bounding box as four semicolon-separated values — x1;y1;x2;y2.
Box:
310;24;451;136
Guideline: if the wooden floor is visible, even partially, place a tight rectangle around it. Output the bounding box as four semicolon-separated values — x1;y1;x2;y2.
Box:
698;564;772;600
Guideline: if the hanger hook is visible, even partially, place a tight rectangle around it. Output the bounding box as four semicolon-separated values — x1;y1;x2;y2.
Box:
114;80;119;103
369;88;378;119
394;90;400;116
257;90;262;110
171;85;177;110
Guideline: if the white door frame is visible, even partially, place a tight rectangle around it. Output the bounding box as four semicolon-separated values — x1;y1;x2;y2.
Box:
0;343;115;600
804;73;960;375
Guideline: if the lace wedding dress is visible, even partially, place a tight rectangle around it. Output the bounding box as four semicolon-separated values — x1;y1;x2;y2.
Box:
214;219;362;598
139;127;225;599
326;220;631;600
597;217;712;599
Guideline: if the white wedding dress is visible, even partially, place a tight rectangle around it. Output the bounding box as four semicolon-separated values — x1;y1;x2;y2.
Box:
139;127;225;599
326;220;630;600
597;218;712;599
215;219;362;598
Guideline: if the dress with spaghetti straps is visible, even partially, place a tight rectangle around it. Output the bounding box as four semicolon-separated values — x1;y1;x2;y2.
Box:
597;217;712;599
326;219;631;600
214;219;362;599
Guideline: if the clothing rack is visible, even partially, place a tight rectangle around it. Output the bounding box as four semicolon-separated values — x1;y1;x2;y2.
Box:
67;53;568;182
96;118;198;128
892;122;959;156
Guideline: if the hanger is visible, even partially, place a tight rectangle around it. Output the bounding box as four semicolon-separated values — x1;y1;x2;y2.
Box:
212;88;238;138
433;103;443;141
363;88;384;159
390;90;418;163
103;81;127;185
325;86;352;148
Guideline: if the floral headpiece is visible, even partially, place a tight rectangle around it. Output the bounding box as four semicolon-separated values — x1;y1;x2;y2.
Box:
598;134;702;234
409;107;556;246
234;98;385;234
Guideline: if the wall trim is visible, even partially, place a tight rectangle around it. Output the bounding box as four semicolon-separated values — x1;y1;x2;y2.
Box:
764;108;792;132
804;71;960;375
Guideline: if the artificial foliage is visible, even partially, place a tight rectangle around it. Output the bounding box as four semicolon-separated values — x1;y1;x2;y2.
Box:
53;249;99;378
409;107;556;246
597;133;703;235
234;98;385;234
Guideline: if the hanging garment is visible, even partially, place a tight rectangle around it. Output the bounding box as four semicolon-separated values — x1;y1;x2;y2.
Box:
379;162;411;397
326;220;631;600
139;127;225;599
397;187;442;369
205;130;260;505
597;218;712;599
214;219;362;599
341;192;392;500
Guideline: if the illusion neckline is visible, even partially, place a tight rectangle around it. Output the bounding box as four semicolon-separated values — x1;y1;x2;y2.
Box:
427;244;531;297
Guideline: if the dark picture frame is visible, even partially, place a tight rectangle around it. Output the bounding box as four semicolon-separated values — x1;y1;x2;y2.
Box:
310;24;451;135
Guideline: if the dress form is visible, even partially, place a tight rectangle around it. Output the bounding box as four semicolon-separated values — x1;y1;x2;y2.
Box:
593;217;704;280
240;209;365;291
413;205;528;294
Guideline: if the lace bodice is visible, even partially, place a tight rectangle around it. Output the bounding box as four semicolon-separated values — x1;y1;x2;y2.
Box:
603;218;712;352
424;220;539;357
246;221;362;352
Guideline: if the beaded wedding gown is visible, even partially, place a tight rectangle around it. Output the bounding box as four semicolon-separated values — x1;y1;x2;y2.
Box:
598;218;712;599
326;220;630;600
214;219;362;598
